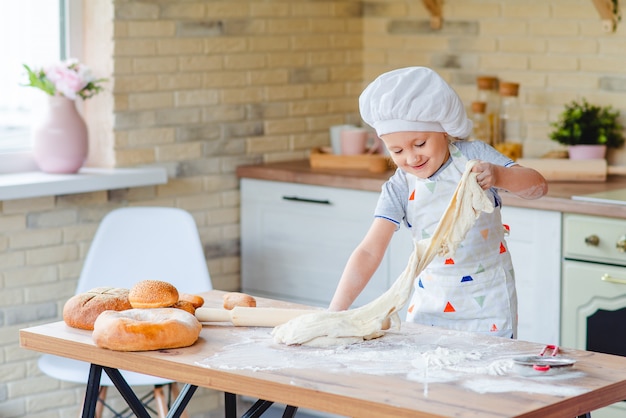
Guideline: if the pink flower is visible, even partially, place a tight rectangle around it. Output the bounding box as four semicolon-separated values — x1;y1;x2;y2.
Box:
45;62;88;100
23;58;105;100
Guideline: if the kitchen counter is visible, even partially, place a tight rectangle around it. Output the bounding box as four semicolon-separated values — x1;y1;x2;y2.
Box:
237;160;626;219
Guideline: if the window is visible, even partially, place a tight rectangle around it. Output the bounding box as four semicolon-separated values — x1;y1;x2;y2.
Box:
0;0;81;173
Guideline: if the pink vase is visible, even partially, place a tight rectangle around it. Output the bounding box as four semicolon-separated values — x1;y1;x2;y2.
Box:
32;96;88;174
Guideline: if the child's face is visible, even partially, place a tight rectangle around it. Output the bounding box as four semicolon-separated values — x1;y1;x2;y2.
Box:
381;131;450;178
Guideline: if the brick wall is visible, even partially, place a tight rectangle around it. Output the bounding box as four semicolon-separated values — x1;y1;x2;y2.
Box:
2;0;626;417
2;0;362;417
361;0;626;164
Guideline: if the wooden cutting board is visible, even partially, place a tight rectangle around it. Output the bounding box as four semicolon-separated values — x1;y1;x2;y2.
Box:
516;158;626;182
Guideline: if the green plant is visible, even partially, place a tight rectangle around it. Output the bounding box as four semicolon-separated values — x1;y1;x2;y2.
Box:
549;99;625;148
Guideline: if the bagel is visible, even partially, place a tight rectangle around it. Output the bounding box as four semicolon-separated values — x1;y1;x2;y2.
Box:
63;287;132;330
129;280;179;309
223;292;257;310
92;308;202;351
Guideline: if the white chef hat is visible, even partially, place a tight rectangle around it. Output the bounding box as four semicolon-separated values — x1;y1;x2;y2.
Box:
359;67;473;139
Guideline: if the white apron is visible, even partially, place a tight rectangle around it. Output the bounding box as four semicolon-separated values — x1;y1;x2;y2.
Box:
405;143;517;338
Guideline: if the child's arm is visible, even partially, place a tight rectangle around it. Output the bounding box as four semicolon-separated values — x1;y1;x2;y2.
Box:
328;218;397;311
472;161;548;200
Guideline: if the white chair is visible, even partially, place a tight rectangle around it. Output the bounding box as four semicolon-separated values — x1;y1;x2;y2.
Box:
38;207;213;418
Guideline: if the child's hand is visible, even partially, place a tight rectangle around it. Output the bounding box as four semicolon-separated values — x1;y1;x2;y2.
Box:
471;160;496;190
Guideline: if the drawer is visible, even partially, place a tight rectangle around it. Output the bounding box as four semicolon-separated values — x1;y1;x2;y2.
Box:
563;214;626;266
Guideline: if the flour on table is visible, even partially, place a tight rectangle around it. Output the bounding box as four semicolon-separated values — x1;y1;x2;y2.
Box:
197;327;588;398
272;160;494;346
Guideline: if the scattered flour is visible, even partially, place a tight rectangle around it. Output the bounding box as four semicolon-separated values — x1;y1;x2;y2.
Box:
196;327;587;398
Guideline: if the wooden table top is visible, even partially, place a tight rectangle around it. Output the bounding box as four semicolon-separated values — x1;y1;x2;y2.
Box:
20;290;626;418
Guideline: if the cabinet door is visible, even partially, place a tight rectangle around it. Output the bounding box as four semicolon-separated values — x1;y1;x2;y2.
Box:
241;179;390;307
501;206;562;344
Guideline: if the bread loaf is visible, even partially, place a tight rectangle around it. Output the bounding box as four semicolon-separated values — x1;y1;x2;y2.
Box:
223;292;257;310
129;280;179;309
92;308;202;351
179;293;204;309
173;299;196;314
63;287;132;330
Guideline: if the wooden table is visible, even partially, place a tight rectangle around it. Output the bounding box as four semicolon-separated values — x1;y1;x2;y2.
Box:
19;291;626;418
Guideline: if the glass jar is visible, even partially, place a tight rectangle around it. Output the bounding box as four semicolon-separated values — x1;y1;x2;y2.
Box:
476;76;500;145
470;101;490;144
496;82;523;161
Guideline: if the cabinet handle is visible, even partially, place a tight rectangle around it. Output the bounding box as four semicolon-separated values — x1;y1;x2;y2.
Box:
601;273;626;285
282;196;331;205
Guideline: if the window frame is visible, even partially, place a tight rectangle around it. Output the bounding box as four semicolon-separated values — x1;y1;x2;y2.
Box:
0;0;83;174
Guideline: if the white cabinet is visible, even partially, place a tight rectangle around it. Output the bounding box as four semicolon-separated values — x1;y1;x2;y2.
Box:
501;206;562;345
241;179;413;309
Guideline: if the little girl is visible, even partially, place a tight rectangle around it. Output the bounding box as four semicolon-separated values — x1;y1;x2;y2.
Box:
328;67;548;338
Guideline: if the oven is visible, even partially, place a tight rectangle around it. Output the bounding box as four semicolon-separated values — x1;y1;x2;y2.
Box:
561;214;626;418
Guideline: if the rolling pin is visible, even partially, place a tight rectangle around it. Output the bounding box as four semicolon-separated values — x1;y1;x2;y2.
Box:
195;306;319;327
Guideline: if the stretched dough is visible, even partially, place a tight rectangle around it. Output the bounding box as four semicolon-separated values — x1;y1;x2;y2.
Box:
272;160;494;346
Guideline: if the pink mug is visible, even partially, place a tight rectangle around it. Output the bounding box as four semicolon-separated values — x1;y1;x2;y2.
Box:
340;129;369;155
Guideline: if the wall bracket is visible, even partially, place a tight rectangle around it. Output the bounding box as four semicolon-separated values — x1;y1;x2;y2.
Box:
422;0;444;30
592;0;621;32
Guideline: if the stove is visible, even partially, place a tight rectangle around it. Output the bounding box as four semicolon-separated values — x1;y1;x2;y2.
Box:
571;188;626;206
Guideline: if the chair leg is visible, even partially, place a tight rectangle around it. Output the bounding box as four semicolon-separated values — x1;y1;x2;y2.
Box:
170;383;189;418
153;385;168;418
95;387;107;418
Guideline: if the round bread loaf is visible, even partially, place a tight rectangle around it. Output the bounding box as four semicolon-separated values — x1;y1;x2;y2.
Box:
129;280;179;309
172;299;196;314
179;293;204;309
223;292;257;310
63;287;132;330
92;308;202;351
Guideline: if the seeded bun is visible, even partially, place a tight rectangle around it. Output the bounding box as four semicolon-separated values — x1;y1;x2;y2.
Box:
129;280;179;309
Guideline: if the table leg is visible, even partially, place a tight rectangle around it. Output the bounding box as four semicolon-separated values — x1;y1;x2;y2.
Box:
242;399;274;418
282;405;298;418
82;364;103;418
103;367;152;418
227;394;299;418
166;384;197;418
225;392;238;418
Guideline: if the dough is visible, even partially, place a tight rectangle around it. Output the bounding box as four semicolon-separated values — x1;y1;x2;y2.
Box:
129;280;179;309
63;287;132;330
92;308;202;351
272;160;494;346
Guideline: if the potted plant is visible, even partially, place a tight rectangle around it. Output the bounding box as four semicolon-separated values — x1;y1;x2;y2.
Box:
549;99;625;160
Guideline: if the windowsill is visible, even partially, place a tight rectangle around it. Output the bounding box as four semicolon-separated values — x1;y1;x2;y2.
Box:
0;166;168;201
